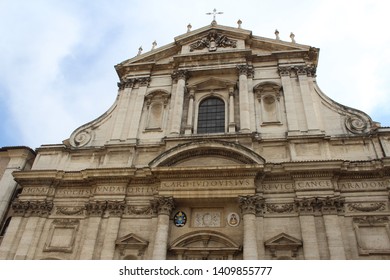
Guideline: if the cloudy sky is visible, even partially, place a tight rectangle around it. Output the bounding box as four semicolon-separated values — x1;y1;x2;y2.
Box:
1;0;389;149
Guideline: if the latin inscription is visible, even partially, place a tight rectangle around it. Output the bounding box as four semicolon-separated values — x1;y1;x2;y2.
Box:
339;181;388;191
127;186;157;195
261;183;294;192
22;187;50;195
295;180;333;190
55;188;92;197
161;179;251;188
95;186;126;194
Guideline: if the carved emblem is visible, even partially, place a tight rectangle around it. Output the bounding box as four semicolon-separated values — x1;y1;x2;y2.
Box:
348;202;386;212
174;211;187;227
266;203;294;214
189;30;237;52
56;207;84;216
227;212;240;227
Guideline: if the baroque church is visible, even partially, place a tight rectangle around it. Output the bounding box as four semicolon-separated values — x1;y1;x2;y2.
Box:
1;19;390;260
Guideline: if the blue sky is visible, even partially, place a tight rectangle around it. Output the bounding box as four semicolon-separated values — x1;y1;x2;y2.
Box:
1;0;390;149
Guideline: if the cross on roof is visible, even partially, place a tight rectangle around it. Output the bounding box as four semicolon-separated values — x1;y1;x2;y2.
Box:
206;8;223;22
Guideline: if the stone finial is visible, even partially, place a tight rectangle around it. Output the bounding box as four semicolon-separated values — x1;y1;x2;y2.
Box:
137;46;143;55
237;19;242;28
290;32;296;43
187;23;192;32
151;40;157;50
275;29;280;40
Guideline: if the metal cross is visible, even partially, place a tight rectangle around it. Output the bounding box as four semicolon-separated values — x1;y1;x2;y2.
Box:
206;8;223;22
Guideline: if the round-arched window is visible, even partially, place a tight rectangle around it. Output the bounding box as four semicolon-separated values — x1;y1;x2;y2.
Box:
197;97;225;134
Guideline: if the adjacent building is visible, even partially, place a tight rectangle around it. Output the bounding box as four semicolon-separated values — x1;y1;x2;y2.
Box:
1;21;390;260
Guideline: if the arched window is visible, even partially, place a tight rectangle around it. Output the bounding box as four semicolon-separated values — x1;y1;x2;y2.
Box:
197;97;225;133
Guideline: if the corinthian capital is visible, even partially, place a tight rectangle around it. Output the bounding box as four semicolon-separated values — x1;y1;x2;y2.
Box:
151;196;175;216
236;65;252;76
278;66;291;77
238;195;265;215
171;70;189;82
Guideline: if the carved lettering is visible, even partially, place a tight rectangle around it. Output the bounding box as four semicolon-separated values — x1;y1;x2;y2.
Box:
261;182;294;192
339;181;388;191
161;179;252;188
127;186;158;195
56;188;92;197
22;187;50;195
95;186;126;194
295;180;333;190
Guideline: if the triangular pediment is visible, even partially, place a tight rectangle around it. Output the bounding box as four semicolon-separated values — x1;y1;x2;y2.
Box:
264;233;302;248
116;233;149;247
115;23;316;79
189;77;236;91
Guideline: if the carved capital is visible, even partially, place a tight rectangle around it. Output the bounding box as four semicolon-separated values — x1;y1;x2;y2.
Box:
171;70;189;82
138;77;151;87
238;195;265;216
295;196;345;215
278;66;291;77
151;196;175;216
117;78;137;90
106;201;126;217
237;65;251;76
85;201;108;217
12;200;53;217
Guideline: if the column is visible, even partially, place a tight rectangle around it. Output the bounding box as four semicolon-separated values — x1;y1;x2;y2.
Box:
319;197;346;260
278;66;299;134
295;198;321;259
127;77;150;140
296;66;320;133
14;200;53;260
151;196;174;260
100;201;125;259
239;195;264;260
110;79;135;142
228;87;236;132
237;65;251;132
184;88;195;135
170;70;189;135
79;201;107;259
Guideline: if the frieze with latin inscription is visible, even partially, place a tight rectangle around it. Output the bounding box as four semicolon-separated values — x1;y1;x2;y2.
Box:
295;180;333;190
22;186;54;196
261;182;294;193
55;188;92;197
127;186;158;196
339;181;388;191
161;179;252;189
95;186;126;194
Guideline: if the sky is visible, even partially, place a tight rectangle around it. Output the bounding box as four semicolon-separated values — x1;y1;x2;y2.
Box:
1;0;390;149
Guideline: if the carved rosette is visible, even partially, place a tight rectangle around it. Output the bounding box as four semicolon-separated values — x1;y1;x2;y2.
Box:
12;200;53;217
151;196;175;216
348;202;386;212
345;115;369;134
238;195;265;216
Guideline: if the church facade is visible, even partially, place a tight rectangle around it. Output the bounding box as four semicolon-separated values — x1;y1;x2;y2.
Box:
1;21;390;260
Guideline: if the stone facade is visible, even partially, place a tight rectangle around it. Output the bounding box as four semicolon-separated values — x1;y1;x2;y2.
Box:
1;22;390;260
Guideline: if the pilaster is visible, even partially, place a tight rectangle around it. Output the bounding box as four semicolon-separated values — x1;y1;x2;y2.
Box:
237;65;252;133
170;70;189;135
